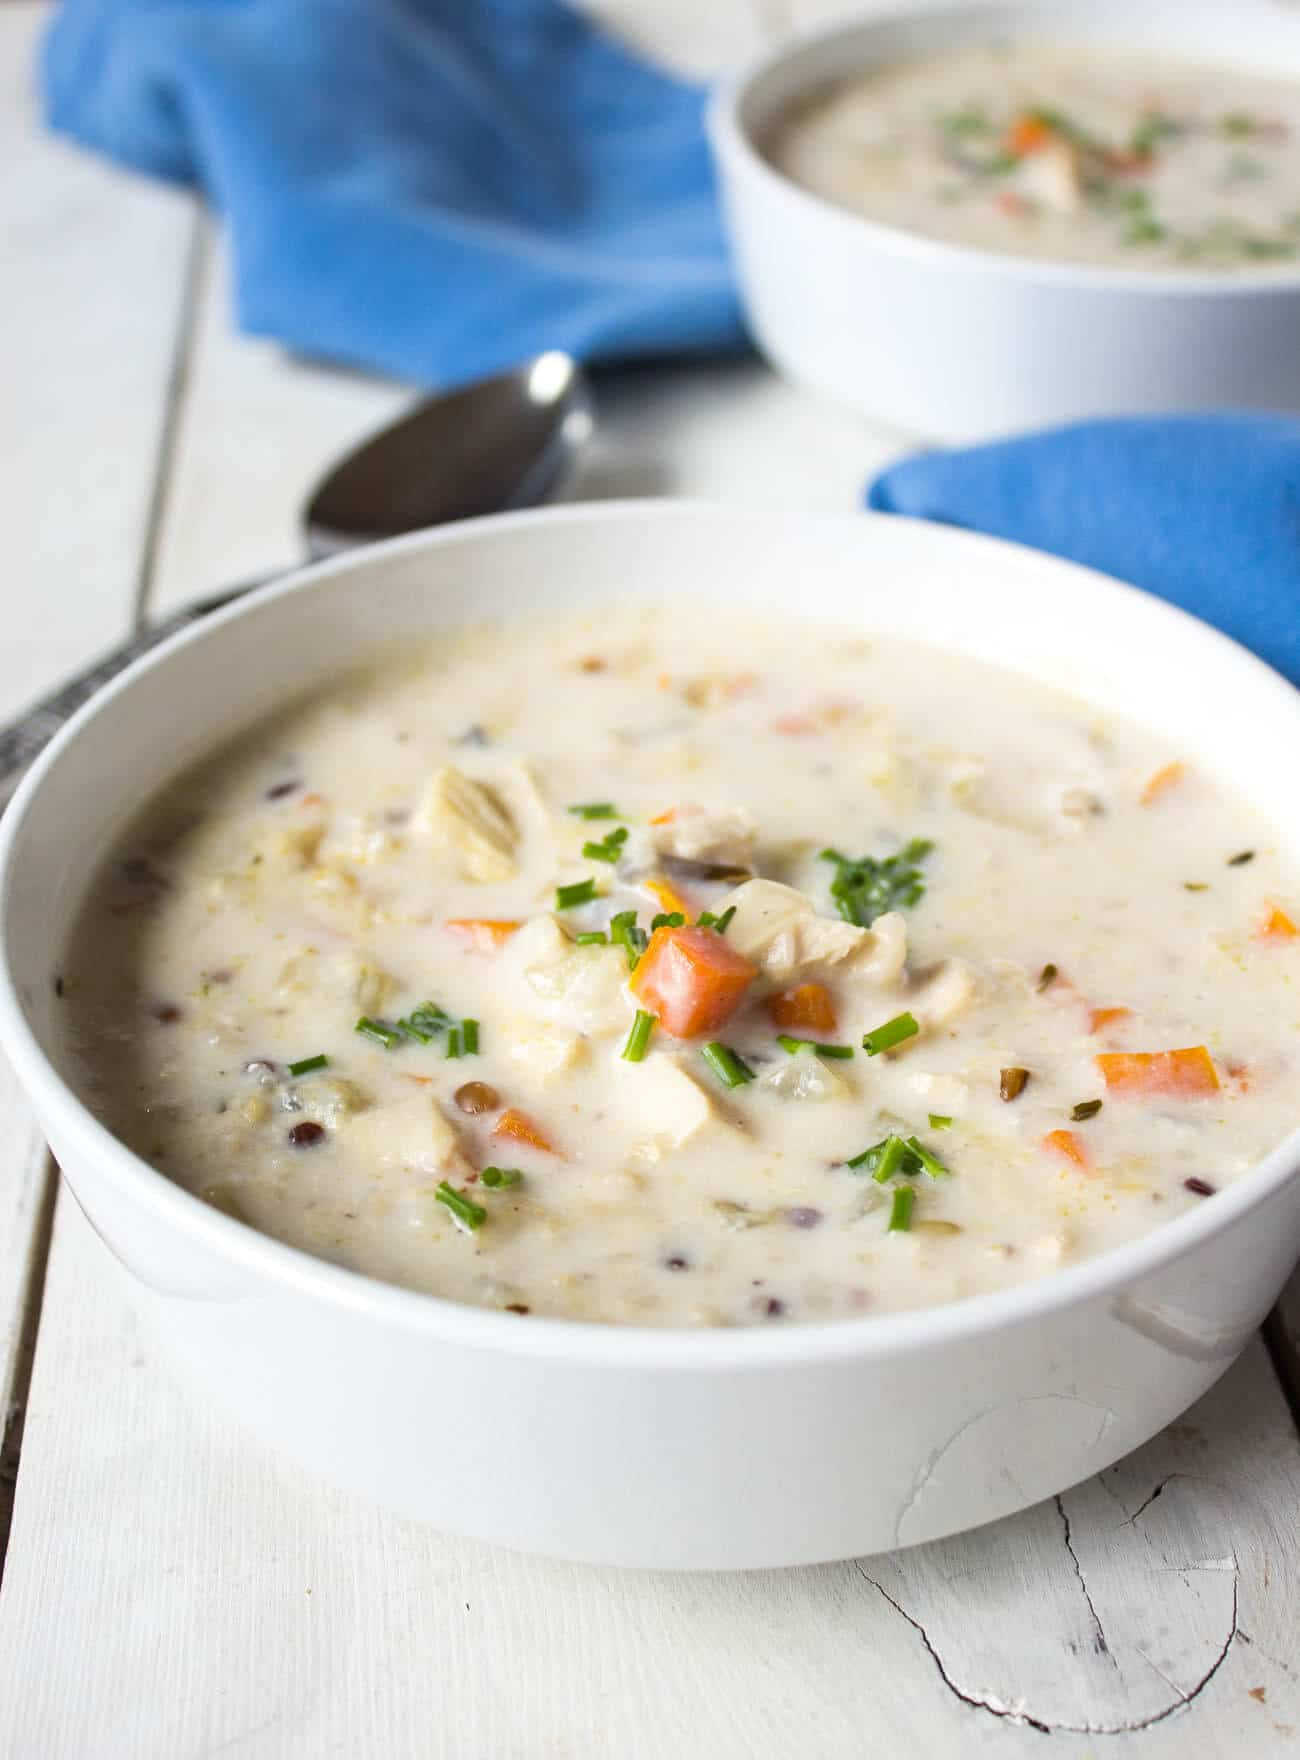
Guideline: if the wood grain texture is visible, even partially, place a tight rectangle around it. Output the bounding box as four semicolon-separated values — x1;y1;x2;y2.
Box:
1;1200;1297;1760
0;1;196;1471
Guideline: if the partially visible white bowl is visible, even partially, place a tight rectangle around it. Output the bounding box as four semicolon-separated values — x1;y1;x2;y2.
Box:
2;503;1300;1568
709;0;1300;438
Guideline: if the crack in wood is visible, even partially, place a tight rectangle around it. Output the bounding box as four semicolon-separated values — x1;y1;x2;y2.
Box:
853;1551;1240;1735
1054;1493;1111;1659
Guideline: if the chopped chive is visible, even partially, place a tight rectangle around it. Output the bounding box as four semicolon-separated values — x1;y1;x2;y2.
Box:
575;931;608;946
776;1035;853;1059
820;839;932;927
1228;850;1255;866
583;826;629;863
556;878;598;910
847;1134;911;1182
610;909;649;970
1071;1098;1103;1121
461;1019;479;1056
651;912;686;929
436;1181;486;1232
1037;963;1059;992
701;1042;755;1089
287;1053;329;1077
888;1186;916;1232
697;905;737;933
1184;882;1209;892
862;1011;919;1056
397;1002;450;1044
480;1166;523;1189
355;1015;403;1049
621;1009;657;1063
1000;1066;1030;1102
568;802;619;820
445;1027;462;1059
928;1113;953;1130
906;1136;948;1179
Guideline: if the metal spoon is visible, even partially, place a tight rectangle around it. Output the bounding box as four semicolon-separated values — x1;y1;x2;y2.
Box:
0;351;593;795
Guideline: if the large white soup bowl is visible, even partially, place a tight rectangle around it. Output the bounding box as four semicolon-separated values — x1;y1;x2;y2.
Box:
2;503;1298;1568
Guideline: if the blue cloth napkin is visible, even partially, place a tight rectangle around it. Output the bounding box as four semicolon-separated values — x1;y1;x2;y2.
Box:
868;414;1300;689
41;0;743;384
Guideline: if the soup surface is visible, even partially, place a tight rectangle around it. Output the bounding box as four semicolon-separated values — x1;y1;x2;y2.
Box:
769;40;1300;269
63;608;1300;1327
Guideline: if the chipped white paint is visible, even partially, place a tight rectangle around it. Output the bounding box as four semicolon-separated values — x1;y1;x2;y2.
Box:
0;0;1298;1753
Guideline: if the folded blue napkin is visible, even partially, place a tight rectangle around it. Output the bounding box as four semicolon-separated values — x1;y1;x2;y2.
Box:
868;414;1300;689
41;0;743;384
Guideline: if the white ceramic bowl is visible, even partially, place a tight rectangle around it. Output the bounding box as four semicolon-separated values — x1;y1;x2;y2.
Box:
708;0;1300;439
3;503;1300;1570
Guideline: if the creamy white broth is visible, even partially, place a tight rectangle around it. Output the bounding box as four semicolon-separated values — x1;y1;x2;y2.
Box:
62;608;1300;1327
769;40;1300;270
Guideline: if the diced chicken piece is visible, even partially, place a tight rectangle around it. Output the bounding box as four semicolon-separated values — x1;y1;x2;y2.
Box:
292;1075;368;1130
906;1071;969;1114
506;1018;586;1083
649;805;756;870
759;1055;850;1103
507;915;630;1033
613;1054;742;1150
342;1092;471;1178
1017;138;1082;213
418;766;517;881
909;960;980;1031
857;910;909;984
718;879;907;987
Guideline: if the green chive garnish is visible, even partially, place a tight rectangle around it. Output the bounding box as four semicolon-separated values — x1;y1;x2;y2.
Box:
397;1002;450;1044
583;826;629;863
445;1027;462;1059
928;1113;953;1130
1228;850;1255;866
556;878;598;910
575;931;608;946
651;912;686;930
888;1186;915;1232
776;1035;854;1059
1071;1098;1103;1121
1037;963;1059;992
906;1136;948;1179
820;839;932;927
480;1166;523;1189
287;1053;329;1077
621;1010;657;1063
610;909;649;969
436;1181;486;1231
697;905;737;933
461;1019;479;1056
568;802;619;820
1183;882;1209;892
701;1042;755;1089
356;1016;403;1049
847;1135;910;1182
862;1011;919;1056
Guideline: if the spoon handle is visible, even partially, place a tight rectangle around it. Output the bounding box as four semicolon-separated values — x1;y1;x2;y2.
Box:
0;577;274;808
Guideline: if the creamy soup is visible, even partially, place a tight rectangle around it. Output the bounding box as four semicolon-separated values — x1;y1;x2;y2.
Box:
62;609;1300;1327
769;41;1300;269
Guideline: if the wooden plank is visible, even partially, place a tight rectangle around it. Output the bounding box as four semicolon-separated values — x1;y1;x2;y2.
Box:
0;0;197;1531
1;1198;1296;1759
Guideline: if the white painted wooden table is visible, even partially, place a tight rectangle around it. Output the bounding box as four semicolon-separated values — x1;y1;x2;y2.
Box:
1;2;1298;1752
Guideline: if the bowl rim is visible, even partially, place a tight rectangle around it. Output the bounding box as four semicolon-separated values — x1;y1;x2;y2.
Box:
2;498;1299;1372
708;0;1300;297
